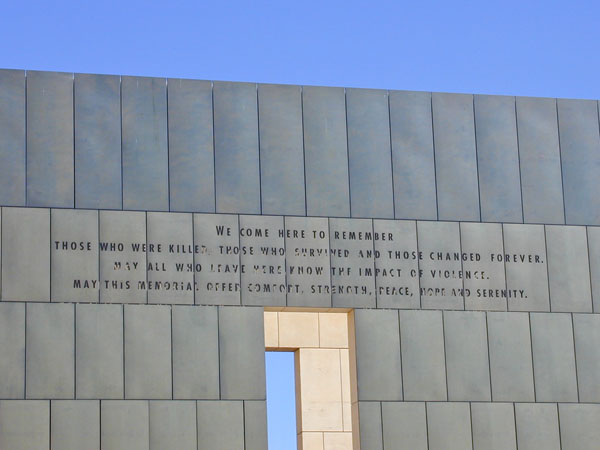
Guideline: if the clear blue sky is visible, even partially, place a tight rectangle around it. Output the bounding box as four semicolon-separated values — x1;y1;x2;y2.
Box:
2;2;599;449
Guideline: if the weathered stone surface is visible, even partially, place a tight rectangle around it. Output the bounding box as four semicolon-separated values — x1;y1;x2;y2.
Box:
559;403;600;450
0;303;25;398
101;400;149;450
0;400;49;450
51;400;99;450
471;402;516;450
381;402;427;450
149;401;197;450
426;402;472;450
197;401;244;450
515;403;560;450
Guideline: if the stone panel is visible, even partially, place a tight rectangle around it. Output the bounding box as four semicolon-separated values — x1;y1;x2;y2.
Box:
244;401;268;450
530;313;578;402
167;78;215;212
76;304;123;399
197;401;244;450
213;81;260;214
346;88;394;218
516;96;564;224
258;83;305;215
124;305;171;399
487;312;534;401
149;401;197;450
354;309;402;401
0;400;49;450
546;225;592;312
358;402;383;450
432;92;479;221
329;218;375;308
514;403;560;450
74;73;122;209
557;98;600;225
381;402;427;450
51;209;99;302
0;69;25;205
474;94;522;223
471;402;516;450
373;219;420;309
400;310;447;400
2;207;50;302
27;70;74;207
444;311;491;401
417;221;463;309
51;400;99;450
303;86;350;217
285;216;331;307
26;303;74;399
0;303;25;398
121;76;169;211
426;402;472;450
218;306;266;400
587;226;600;312
389;90;437;220
172;305;219;399
572;314;600;402
101;400;148;450
559;403;600;450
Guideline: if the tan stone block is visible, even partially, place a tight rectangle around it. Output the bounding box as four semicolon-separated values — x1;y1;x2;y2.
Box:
342;403;352;432
323;432;353;450
300;432;324;450
319;313;349;348
279;312;319;348
264;311;279;348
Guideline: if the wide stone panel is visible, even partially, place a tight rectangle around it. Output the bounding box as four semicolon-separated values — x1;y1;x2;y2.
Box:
557;98;600;225
101;400;149;450
2;207;50;302
149;401;197;450
400;310;447;400
572;314;600;402
471;403;516;450
487;312;534;401
373;219;420;309
27;70;74;207
121;76;169;211
346;88;394;218
546;225;592;312
444;311;491;401
354;309;402;401
381;402;427;450
218;306;266;400
124;305;171;399
193;213;241;305
167;78;215;212
0;303;25;398
51;400;99;450
530;313;578;402
285;216;331;307
516;96;564;224
244;401;268;450
559;403;600;450
0;400;49;450
303;86;350;217
74;73;122;209
432;92;479;221
258;84;305;215
172;305;219;399
51;209;99;302
503;223;549;311
99;210;147;304
197;401;244;450
76;304;123;399
26;303;74;399
329;218;376;308
146;212;194;304
514;403;560;450
426;402;472;450
213;81;260;214
389;90;437;220
0;69;25;206
358;402;383;450
417;221;463;309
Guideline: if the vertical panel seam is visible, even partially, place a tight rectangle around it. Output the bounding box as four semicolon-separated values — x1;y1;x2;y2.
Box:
25;71;28;206
485;312;493;402
166;79;171;212
571;313;580;403
72;73;76;208
344;89;352;218
441;311;449;401
514;98;525;223
556;403;563;450
211;82;217;213
415;221;423;309
468;402;474;450
544;225;552;312
430;93;440;220
528;313;537;402
386;91;396;219
472;95;482;222
556;99;567;224
256;84;263;215
301;87;308;217
586;227;596;312
501;224;509;311
120;77;124;210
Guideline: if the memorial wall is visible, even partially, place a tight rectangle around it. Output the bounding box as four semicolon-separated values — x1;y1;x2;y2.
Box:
1;68;600;449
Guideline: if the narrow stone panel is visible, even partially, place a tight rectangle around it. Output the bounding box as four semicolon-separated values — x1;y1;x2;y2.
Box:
1;207;50;302
587;226;600;312
213;81;260;214
74;73;122;209
426;402;473;450
514;403;560;450
197;401;244;450
471;403;516;450
121;76;169;211
381;402;427;450
167;78;215;212
285;216;331;307
193;213;241;305
51;400;99;450
101;400;149;450
27;70;74;207
149;401;197;450
573;314;600;402
239;215;286;306
346;88;394;218
0;400;49;450
303;86;350;217
146;212;194;304
258;84;305;215
0;303;25;398
559;404;600;450
99;210;147;304
503;223;549;311
358;402;383;450
417;221;463;309
373;220;420;309
0;69;25;206
244;401;268;450
51;209;99;302
329;218;376;308
389;90;437;220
